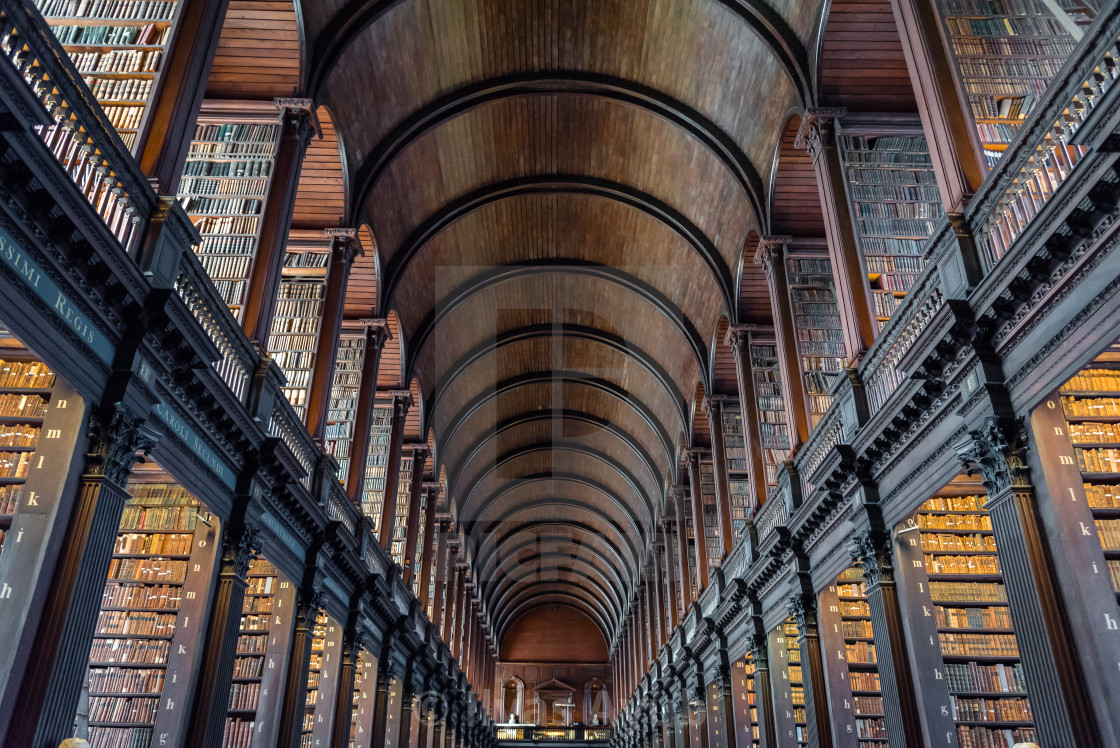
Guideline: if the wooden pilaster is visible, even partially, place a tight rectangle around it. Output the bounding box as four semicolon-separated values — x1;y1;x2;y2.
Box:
241;101;317;347
796;109;876;361
345;321;389;500
672;491;693;612
3;406;156;748
306;230;360;441
702;395;736;555
683;450;709;591
848;529;926;748
725;326;771;512
378;391;411;547
184;519;258;748
956;417;1102;746
756;237;810;450
401;445;429;585
135;0;232;193
417;483;439;608
886;0;986;214
330;626;363;748
277;583;323;748
789;592;834;748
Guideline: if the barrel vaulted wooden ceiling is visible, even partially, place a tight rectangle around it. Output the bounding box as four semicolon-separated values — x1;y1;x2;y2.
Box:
217;0;917;650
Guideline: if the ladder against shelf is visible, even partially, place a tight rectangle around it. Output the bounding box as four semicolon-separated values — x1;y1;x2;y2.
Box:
935;0;1097;166
177;105;282;317
325;332;365;482
895;478;1037;747
34;0;182;148
785;248;847;428
819;567;888;748
837;123;944;330
84;474;220;748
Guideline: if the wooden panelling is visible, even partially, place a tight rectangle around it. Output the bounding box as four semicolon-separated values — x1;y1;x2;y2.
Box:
205;0;301;99
291;108;346;230
712;317;738;396
501;607;609;663
817;0;917;112
738;232;771;322
770;115;826;238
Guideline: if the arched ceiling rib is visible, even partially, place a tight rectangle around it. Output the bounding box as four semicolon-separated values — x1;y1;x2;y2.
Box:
313;0;830;643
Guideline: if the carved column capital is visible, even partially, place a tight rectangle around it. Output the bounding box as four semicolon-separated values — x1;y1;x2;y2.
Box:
724;323;760;353
86;405;156;486
700;394;727;417
326;228;362;268
754;235;791;275
848;530;894;589
746;633;768;669
955;416;1031;496
786;594;818;639
221;522;260;579
793;107;847;157
389;389;414;417
296;585;325;627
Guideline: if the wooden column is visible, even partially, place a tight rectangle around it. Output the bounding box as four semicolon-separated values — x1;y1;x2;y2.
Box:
398;678;416;748
371;657;398;748
755;238;810;450
683;450;709;592
418;483;440;609
242;100;317;347
789;593;834;748
702;395;736;555
184;520;258;748
307;230;360;440
401;445;429;585
672;492;693;612
331;627;363;748
431;521;450;629
430;715;445;748
651;550;665;650
796;109;876;361
747;627;775;748
443;545;460;643
135;0;232;193
378;391;412;547
887;0;985;214
416;696;431;748
346;321;389;499
847;530;926;748
725;326;770;512
277;586;324;748
956;417;1102;746
3;407;156;748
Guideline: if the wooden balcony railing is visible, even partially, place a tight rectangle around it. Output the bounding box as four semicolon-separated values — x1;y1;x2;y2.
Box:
495;726;611;742
0;0;155;252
